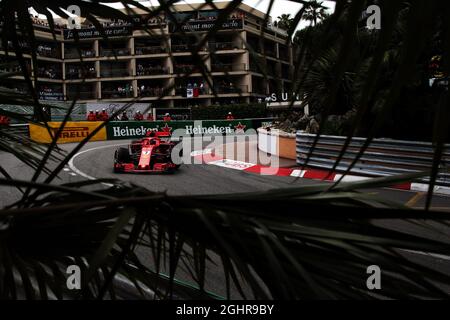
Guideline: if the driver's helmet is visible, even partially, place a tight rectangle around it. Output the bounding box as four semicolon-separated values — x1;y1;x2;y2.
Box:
145;130;156;137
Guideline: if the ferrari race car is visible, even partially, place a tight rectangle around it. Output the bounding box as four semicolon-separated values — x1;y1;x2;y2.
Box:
113;130;182;173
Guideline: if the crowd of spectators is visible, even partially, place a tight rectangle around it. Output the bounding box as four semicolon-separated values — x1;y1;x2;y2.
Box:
174;64;200;73
31;16;64;29
176;82;206;97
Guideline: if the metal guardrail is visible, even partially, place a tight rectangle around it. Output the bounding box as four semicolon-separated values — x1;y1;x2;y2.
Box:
296;133;450;187
4;123;30;137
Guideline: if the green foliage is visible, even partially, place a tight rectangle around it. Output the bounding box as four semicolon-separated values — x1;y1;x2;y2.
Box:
191;103;267;120
276;14;294;31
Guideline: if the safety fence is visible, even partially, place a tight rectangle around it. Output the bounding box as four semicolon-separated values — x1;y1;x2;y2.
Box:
296;133;450;187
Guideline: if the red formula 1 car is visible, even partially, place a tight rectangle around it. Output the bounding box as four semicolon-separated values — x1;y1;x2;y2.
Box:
113;130;181;173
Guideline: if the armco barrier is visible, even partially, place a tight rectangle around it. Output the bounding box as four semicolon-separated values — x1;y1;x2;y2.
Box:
8;124;30;136
296;133;450;187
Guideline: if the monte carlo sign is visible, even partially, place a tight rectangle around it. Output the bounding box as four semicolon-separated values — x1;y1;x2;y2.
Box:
170;18;243;33
106;120;252;140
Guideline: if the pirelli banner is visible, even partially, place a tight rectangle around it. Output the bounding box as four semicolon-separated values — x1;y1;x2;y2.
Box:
106;120;253;140
29;122;107;144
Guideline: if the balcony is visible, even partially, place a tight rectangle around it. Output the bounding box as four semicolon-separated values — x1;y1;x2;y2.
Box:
209;42;242;51
263;49;277;58
175;86;209;96
214;84;248;94
5;41;31;54
100;48;131;57
100;68;130;78
39;90;64;101
136;65;169;76
174;64;201;74
66;91;96;100
211;63;246;72
36;68;62;79
135;46;167;55
65;50;96;59
66;68;97;79
102;89;133;99
37;45;60;59
279;50;289;61
171;44;190;52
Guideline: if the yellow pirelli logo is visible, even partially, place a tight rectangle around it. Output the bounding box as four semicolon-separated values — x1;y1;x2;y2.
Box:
29;122;107;144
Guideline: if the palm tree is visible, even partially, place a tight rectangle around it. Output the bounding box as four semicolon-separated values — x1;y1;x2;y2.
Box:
303;0;329;26
276;13;294;31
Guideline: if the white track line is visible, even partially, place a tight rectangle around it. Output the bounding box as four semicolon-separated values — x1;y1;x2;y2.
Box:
68;143;127;183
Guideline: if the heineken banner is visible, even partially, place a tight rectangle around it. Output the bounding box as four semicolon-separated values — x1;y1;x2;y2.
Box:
106;120;253;140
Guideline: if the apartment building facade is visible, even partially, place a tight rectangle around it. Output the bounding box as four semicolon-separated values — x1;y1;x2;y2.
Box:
0;2;293;109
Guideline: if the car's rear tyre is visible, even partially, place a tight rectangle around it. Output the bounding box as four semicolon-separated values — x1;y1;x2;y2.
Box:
116;147;131;162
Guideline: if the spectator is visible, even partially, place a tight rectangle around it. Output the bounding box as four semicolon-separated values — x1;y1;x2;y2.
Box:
100;108;109;121
134;110;144;121
121;111;129;121
95;110;101;120
0;115;10;126
226;112;235;120
163;113;172;122
146;112;154;121
87;110;96;121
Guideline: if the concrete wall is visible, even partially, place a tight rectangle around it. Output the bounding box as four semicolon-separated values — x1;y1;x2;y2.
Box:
257;128;296;160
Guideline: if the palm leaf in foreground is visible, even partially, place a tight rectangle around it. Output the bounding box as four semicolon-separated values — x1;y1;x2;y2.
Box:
0;178;449;300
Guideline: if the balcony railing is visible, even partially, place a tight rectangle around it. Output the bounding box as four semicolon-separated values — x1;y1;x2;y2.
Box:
102;90;134;99
64;50;97;59
208;42;243;51
214;84;248;94
66;70;97;79
66;91;97;100
100;68;130;78
171;44;190;52
279;51;289;61
37;70;62;79
37;46;60;59
263;49;277;58
100;48;131;57
211;63;246;72
174;65;201;74
175;86;209;96
136;66;169;76
135;46;167;55
138;87;164;97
